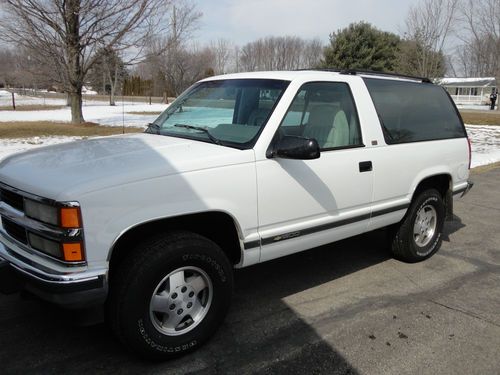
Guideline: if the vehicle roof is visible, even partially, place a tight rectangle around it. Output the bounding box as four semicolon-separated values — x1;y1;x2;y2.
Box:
201;70;431;84
201;70;338;82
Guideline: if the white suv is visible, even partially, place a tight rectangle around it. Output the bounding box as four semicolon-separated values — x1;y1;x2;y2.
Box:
0;70;473;359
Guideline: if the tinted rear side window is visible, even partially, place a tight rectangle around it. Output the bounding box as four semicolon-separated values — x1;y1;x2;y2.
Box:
363;78;466;144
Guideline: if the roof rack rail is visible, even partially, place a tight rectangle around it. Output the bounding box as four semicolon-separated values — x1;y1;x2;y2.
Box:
340;69;432;83
299;68;432;83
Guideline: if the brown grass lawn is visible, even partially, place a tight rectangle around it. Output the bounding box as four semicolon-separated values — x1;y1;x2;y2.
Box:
471;161;500;173
459;110;500;126
0;122;143;139
0;105;66;111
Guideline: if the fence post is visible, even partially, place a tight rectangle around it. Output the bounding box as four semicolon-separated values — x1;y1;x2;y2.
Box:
11;92;16;110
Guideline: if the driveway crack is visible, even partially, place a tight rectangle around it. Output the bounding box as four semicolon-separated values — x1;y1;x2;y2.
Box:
428;299;500;329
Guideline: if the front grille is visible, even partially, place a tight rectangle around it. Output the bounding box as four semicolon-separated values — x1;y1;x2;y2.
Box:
0;188;24;212
1;217;28;245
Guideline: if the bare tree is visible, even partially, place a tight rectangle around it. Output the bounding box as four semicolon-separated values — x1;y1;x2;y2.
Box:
458;0;500;76
238;36;323;72
0;47;57;90
302;39;324;69
210;38;233;75
0;0;165;123
455;0;500;108
0;49;17;88
87;47;127;105
143;1;202;96
402;0;459;77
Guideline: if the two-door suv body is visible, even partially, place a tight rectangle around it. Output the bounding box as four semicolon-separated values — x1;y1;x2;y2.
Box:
0;70;472;359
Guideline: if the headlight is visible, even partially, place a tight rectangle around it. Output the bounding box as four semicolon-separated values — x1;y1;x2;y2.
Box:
24;199;58;226
24;200;82;228
22;198;84;262
27;233;84;262
28;232;61;258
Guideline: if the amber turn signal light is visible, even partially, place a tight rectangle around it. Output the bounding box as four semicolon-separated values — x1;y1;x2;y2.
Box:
62;242;84;262
60;207;81;228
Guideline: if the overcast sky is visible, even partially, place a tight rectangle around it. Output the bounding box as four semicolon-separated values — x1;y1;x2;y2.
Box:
192;0;417;45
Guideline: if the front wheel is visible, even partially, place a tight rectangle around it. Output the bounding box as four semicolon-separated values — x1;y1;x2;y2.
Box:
107;231;233;360
390;189;445;263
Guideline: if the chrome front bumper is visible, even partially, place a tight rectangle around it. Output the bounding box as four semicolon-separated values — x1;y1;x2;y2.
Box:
0;228;108;308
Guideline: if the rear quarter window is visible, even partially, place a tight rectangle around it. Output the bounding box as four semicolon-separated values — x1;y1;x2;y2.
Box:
363;78;466;144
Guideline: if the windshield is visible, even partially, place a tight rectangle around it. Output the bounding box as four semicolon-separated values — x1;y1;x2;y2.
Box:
149;79;290;148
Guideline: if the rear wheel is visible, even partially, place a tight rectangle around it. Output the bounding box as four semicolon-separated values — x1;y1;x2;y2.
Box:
390;189;445;263
107;231;233;360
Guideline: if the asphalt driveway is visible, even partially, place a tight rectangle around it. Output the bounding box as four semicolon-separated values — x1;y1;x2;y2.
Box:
1;167;499;374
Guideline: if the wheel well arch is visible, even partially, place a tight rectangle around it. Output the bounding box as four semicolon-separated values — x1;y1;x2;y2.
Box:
412;173;453;218
412;173;451;199
108;211;242;271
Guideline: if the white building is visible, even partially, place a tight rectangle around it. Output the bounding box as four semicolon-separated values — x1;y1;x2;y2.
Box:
437;77;496;106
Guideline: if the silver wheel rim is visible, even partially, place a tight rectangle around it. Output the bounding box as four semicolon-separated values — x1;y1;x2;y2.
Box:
413;204;437;247
149;266;213;336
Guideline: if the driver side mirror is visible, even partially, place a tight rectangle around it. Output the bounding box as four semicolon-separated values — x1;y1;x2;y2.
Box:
270;135;320;160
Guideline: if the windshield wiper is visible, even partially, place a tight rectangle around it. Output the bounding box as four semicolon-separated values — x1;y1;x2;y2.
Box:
145;123;161;134
174;124;221;145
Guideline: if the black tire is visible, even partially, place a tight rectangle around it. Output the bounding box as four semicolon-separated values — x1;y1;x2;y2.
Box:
390;189;445;263
106;231;233;360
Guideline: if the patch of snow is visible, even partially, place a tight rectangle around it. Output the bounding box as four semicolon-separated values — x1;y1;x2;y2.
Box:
465;124;500;168
456;104;492;110
0;101;168;127
438;77;495;84
0;89;66;107
82;86;97;95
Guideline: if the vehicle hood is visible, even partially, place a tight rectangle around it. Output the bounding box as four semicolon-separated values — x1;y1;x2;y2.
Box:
0;133;255;200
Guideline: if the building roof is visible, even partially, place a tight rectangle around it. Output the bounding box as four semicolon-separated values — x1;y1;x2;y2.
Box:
437;77;496;87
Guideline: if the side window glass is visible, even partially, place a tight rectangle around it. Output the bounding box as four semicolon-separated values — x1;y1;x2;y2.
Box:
279;82;362;150
363;78;466;144
281;90;309;126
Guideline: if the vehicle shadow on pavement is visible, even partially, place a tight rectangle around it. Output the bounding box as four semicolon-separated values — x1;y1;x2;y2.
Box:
0;230;395;374
442;215;466;242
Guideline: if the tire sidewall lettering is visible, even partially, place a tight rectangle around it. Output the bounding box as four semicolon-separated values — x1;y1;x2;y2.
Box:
138;318;198;353
182;253;227;282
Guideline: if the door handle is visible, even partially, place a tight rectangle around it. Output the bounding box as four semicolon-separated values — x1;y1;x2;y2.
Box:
359;161;372;172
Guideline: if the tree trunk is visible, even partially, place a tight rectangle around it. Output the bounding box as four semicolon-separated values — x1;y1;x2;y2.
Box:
69;87;84;123
66;0;85;123
108;69;116;106
109;84;116;106
111;62;120;106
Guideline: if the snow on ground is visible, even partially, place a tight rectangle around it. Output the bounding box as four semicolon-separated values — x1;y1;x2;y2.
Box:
465;124;500;168
82;86;97;95
438;77;495;84
0;103;166;127
0;90;166;127
456;104;494;111
0;89;66;107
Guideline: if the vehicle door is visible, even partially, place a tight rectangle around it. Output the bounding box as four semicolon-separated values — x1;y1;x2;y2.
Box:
255;81;374;262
